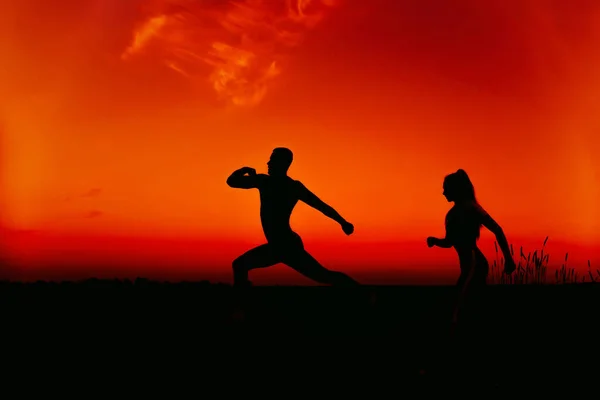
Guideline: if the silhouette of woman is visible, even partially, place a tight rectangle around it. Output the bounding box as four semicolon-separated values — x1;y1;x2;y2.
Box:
427;169;516;331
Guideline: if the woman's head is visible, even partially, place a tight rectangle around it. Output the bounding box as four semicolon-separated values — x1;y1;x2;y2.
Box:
443;169;476;203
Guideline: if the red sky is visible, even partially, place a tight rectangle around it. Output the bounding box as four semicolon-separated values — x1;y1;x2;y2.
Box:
1;0;599;284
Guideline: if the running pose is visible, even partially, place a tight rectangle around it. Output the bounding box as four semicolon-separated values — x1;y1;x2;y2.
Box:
427;169;516;326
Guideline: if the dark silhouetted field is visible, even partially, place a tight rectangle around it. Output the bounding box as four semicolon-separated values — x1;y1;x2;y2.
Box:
2;279;599;393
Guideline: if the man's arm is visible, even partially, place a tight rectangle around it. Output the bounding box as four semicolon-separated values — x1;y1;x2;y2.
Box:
296;182;347;225
226;167;263;189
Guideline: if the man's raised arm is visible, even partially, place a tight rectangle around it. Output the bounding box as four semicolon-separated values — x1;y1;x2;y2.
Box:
226;167;262;189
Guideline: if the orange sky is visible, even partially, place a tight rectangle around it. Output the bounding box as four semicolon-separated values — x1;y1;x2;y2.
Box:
1;0;599;283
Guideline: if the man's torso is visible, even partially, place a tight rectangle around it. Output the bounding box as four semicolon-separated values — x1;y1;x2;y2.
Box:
258;175;301;242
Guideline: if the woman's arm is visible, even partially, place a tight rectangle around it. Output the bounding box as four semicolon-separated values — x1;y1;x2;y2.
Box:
477;205;516;272
427;223;453;248
432;237;453;248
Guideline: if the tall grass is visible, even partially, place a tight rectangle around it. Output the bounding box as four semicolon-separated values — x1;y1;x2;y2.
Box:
488;236;597;285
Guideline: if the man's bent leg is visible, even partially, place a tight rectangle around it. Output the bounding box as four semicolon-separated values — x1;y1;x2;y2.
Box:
282;249;359;286
232;244;280;287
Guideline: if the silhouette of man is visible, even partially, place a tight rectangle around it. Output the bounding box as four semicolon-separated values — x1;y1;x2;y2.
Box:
227;147;359;287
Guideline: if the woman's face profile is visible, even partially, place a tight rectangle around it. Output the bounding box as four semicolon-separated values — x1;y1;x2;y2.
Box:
442;179;454;202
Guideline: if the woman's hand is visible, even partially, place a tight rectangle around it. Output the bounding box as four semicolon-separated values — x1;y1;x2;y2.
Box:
426;237;437;248
504;257;516;274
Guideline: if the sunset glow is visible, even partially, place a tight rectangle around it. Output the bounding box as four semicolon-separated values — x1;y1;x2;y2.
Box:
1;0;598;284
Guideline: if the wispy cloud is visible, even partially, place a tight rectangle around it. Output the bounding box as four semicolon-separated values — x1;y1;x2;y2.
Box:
83;210;104;219
64;187;102;202
81;188;102;198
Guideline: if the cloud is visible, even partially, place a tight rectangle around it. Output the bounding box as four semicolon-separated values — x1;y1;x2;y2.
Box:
64;188;102;202
121;0;341;106
81;188;102;198
83;210;104;219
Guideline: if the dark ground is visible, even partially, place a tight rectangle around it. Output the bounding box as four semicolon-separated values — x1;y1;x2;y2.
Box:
2;280;599;393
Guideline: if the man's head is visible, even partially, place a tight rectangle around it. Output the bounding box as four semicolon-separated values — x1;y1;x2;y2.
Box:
267;147;293;176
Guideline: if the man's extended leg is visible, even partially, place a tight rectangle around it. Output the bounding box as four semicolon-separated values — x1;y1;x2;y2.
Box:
282;249;359;286
232;244;280;287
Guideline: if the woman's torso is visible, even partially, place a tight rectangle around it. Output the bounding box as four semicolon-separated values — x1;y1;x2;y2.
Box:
445;203;488;270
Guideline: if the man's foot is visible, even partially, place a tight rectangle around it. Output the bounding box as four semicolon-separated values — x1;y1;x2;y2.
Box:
231;280;252;322
331;272;360;287
369;291;378;306
231;307;246;322
233;280;253;289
